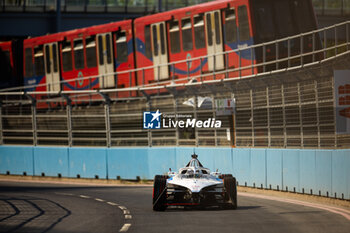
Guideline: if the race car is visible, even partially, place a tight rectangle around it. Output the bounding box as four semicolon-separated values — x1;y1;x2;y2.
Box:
152;154;238;211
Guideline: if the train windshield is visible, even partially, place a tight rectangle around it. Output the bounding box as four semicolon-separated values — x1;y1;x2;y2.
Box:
251;0;316;43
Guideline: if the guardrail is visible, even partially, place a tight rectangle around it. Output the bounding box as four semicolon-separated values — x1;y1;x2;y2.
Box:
313;0;350;16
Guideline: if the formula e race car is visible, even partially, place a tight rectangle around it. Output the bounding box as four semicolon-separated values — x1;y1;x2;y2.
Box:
152;154;237;211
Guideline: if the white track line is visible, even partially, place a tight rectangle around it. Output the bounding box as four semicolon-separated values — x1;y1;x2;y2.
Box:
74;193;132;232
239;192;350;221
107;201;119;206
124;215;132;219
119;223;131;232
55;192;73;196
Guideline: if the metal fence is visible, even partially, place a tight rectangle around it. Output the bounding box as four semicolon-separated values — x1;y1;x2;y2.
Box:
1;75;350;148
0;21;350;148
234;76;340;148
0;95;233;147
313;0;350;16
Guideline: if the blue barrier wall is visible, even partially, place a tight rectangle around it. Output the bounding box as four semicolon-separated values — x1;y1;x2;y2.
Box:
0;146;349;199
69;147;107;179
34;147;69;177
0;146;34;175
299;150;316;194
108;148;149;180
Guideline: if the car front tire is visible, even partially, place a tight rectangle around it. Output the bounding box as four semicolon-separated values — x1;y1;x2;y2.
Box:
153;175;167;211
223;175;238;209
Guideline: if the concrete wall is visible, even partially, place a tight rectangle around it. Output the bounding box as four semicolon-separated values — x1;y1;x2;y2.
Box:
0;146;349;199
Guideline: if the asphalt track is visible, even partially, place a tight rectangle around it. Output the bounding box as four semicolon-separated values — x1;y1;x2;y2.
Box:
0;181;350;233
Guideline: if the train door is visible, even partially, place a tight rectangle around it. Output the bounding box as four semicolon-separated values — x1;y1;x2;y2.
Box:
97;33;115;88
205;10;224;71
44;43;60;92
237;5;255;74
151;22;168;81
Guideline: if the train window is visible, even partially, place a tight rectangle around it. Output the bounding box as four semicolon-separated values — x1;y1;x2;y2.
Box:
252;3;274;42
238;5;250;41
144;25;152;59
169;20;180;54
86;37;97;68
214;12;221;45
116;31;128;63
35;46;45;76
274;0;294;38
293;0;314;33
53;44;58;73
182;18;193;51
106;34;112;64
160;23;166;55
194;15;205;49
25;48;33;77
62;41;73;72
74;39;85;70
45;45;50;74
98;36;103;66
225;8;237;43
152;25;158;56
206;14;213;46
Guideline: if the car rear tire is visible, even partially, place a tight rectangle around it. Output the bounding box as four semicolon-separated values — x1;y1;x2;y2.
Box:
153;175;167;211
224;175;238;209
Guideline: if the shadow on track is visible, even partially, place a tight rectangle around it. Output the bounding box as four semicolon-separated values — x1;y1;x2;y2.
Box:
0;196;71;233
164;205;261;212
0;183;144;194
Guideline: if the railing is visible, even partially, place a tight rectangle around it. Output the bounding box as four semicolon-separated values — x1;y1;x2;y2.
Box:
313;0;350;16
1;21;350;148
0;20;349;98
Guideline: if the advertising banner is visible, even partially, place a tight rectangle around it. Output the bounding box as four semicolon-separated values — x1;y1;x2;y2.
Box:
334;70;350;134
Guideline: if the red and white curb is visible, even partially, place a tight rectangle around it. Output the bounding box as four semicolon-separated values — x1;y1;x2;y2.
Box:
239;192;350;221
56;192;132;232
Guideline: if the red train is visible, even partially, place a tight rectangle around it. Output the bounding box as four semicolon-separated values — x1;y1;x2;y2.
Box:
0;0;319;105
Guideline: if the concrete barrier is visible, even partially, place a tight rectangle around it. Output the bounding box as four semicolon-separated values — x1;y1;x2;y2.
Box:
0;146;34;175
299;150;316;194
108;148;149;180
331;150;349;199
0;145;349;199
315;150;333;196
34;147;69;177
266;149;283;190
233;148;251;186
282;150;300;192
69;147;107;179
148;147;176;178
250;148;266;189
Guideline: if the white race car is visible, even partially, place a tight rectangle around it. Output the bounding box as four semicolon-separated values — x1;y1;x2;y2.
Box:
152;154;238;211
